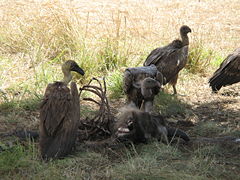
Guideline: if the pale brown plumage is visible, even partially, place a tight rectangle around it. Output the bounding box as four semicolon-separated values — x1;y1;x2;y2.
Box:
143;25;191;94
39;60;84;160
209;48;240;92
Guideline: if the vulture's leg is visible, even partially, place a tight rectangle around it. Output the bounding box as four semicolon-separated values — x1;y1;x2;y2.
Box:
169;74;186;96
169;74;178;95
172;85;177;95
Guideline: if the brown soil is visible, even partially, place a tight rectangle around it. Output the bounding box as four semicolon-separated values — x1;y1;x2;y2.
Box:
177;73;240;126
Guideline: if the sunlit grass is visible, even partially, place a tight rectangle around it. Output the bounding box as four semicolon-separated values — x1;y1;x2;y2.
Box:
106;70;124;99
0;0;239;104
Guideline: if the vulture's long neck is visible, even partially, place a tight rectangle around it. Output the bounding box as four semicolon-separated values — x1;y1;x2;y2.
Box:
181;33;189;46
62;70;72;85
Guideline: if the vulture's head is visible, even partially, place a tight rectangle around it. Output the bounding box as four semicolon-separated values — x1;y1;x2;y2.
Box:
141;77;161;99
62;60;85;76
180;25;192;35
142;77;161;89
115;107;136;139
61;60;85;84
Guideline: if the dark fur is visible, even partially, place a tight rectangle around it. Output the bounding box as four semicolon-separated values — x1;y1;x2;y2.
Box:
115;107;190;143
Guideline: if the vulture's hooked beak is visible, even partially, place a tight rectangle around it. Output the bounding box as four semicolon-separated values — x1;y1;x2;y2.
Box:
71;64;85;76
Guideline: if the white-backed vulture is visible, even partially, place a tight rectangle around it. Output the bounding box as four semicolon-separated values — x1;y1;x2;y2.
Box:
209;48;240;93
39;60;85;160
143;25;192;94
123;65;163;109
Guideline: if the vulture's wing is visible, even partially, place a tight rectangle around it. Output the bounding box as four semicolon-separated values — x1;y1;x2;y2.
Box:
123;70;134;94
40;82;71;137
209;48;240;91
143;40;189;84
155;46;189;84
143;45;177;66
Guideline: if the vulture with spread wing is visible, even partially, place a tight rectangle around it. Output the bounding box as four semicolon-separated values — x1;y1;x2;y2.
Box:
143;25;191;94
209;48;240;92
39;60;85;160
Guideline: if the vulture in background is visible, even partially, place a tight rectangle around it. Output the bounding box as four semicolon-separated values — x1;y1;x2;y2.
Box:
209;48;240;93
143;25;192;94
39;60;85;160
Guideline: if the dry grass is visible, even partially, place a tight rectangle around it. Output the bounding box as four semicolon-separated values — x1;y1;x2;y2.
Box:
1;0;239;48
0;0;240;94
0;0;240;179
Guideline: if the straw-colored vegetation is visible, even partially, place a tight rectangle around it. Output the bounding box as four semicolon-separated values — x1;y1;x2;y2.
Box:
0;0;239;179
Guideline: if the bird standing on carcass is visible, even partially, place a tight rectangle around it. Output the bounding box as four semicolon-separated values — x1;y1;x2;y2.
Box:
209;48;240;93
123;65;163;112
39;60;84;160
143;25;191;94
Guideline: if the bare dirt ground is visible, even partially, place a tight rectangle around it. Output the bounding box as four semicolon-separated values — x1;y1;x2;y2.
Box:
177;73;240;127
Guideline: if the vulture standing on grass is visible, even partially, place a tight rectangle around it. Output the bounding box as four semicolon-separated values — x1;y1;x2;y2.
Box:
209;48;240;93
143;25;192;94
39;60;85;160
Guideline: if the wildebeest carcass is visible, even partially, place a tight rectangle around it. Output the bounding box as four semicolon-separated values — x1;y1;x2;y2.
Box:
114;106;190;144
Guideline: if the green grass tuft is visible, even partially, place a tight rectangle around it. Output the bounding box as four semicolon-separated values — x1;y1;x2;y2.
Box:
192;121;224;137
186;41;216;74
154;91;187;117
107;70;124;99
0;95;41;112
0;142;38;174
